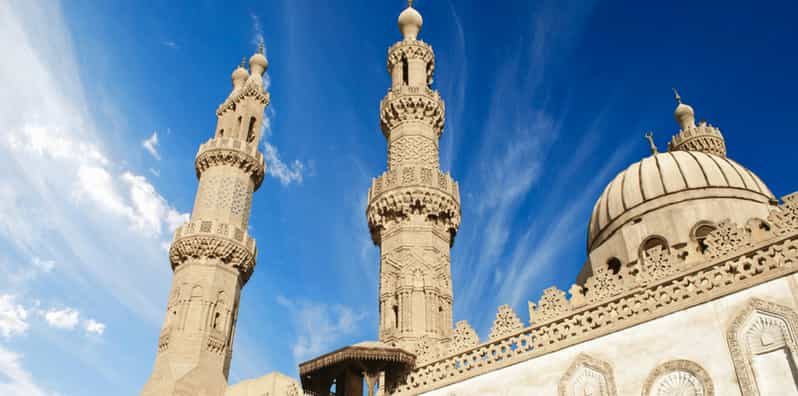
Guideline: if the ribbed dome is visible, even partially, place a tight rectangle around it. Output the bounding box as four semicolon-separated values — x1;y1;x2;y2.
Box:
588;151;775;251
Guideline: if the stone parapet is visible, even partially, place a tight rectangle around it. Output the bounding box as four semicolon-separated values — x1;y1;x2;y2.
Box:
195;137;266;190
367;167;460;243
380;85;445;138
169;219;257;284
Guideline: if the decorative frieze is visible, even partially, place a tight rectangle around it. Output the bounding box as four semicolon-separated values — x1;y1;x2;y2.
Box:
380;87;445;137
215;79;270;117
387;40;435;72
668;122;726;157
642;360;713;396
448;321;480;355
703;219;750;261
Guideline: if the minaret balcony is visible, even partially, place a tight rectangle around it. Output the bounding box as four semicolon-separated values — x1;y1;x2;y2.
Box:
380;86;445;138
195;137;266;189
168;219;257;284
367;167;461;242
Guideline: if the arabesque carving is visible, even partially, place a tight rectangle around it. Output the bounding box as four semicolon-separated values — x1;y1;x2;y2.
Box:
169;221;257;283
642;360;714;396
367;187;461;243
640;246;678;285
703;219;750;261
585;267;623;305
216;79;270;116
489;305;524;340
558;354;618;396
726;298;798;396
533;287;570;324
668;122;726;157
380;88;445;137
769;193;798;236
389;135;439;169
448;321;479;355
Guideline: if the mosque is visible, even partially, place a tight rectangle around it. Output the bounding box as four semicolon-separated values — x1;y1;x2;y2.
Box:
140;2;798;395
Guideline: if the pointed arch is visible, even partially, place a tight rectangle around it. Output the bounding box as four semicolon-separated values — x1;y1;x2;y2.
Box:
726;298;798;395
558;353;618;396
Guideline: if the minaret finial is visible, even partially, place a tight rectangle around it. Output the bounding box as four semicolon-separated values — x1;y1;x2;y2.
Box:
673;88;682;104
257;38;265;54
241;56;247;68
408;0;414;7
645;131;658;155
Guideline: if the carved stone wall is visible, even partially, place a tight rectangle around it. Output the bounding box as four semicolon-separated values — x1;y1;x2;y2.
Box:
389;136;439;169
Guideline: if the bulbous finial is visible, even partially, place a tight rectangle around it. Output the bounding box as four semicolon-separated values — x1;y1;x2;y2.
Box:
249;39;268;77
645;131;658;155
398;0;423;40
232;56;249;89
672;88;696;130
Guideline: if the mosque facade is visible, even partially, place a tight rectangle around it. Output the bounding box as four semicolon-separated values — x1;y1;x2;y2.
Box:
140;2;798;396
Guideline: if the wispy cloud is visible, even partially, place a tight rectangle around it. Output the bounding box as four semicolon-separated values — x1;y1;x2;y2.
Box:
161;40;178;49
42;307;80;330
276;296;365;362
84;319;106;335
141;131;159;160
0;346;55;396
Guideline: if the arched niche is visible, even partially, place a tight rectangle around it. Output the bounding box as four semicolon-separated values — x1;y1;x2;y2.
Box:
642;359;714;396
727;298;798;395
559;353;618;396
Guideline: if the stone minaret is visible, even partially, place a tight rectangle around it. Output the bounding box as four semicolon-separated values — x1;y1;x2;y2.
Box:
366;1;461;356
141;44;269;396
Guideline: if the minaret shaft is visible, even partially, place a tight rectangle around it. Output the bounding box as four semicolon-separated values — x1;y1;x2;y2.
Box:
142;48;269;396
368;5;461;357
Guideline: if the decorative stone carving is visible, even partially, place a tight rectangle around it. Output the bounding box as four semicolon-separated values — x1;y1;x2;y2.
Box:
703;219;749;260
668;123;726;157
584;267;624;305
726;298;798;396
770;193;798;236
169;233;256;283
389;136;439;169
640;246;677;284
448;321;479;355
367;187;461;242
489;305;524;340
393;231;798;395
387;40;435;70
216;79;270;116
195;142;266;189
534;286;570;323
380;88;445;137
558;354;618;396
642;360;714;396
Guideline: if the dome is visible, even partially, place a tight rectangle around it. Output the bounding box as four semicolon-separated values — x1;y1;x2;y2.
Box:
587;151;775;252
232;64;248;83
398;6;423;40
674;102;696;130
249;52;268;73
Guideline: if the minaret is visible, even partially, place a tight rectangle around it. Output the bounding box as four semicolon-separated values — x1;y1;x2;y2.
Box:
667;89;727;157
141;44;269;396
366;1;461;356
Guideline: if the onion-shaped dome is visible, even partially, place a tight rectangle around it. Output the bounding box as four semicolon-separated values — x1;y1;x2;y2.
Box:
398;3;423;40
231;58;249;88
587;151;775;252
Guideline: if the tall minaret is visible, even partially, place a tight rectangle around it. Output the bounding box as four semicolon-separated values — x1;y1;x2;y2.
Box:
142;44;269;396
366;1;461;356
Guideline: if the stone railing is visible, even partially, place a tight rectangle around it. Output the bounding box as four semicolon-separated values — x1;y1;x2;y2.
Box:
215;80;270;116
387;40;435;71
368;167;459;203
169;219;257;283
195;137;266;189
391;193;798;394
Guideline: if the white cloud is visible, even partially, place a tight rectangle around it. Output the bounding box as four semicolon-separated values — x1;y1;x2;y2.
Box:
0;295;28;338
43;307;80;330
263;142;304;186
161;40;178;49
30;257;54;273
141;131;160;160
84;319;105;335
0;346;54;396
276;296;364;362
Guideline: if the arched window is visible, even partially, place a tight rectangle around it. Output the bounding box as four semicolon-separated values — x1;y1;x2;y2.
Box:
692;222;717;254
641;236;669;254
559;354;618;396
393;305;399;329
402;58;409;85
606;257;622;275
246;116;257;142
218;129;224;137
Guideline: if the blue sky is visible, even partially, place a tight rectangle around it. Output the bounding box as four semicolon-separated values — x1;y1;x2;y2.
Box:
1;0;797;394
